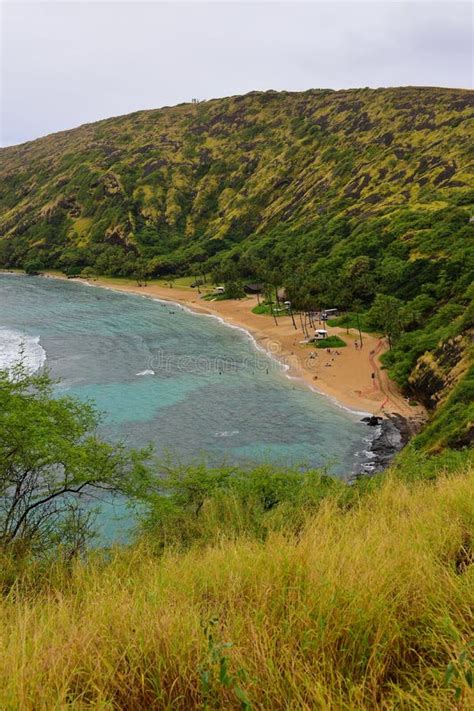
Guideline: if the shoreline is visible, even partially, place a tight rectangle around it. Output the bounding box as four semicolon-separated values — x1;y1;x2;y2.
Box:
65;276;427;472
3;270;427;421
1;270;427;473
67;275;425;420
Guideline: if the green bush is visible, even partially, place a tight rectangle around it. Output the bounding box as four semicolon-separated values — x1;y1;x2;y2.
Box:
314;335;347;348
23;259;44;275
252;302;274;315
327;313;375;332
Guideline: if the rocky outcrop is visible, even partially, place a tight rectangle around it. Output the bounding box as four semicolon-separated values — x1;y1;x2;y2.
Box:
351;412;426;480
101;172;122;197
409;334;471;409
40;194;82;220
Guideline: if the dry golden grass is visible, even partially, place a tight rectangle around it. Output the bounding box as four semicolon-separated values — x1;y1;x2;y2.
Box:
0;467;473;710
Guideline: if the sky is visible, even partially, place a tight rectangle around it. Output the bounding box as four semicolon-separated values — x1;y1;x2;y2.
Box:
1;0;472;146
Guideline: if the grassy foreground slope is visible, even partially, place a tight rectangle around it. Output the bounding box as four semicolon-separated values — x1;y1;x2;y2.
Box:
0;360;472;709
1;450;473;710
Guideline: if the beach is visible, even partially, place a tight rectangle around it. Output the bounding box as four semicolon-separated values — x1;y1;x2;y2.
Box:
3;270;385;476
60;276;426;421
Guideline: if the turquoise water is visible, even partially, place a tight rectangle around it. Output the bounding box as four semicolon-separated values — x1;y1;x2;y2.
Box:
0;274;372;539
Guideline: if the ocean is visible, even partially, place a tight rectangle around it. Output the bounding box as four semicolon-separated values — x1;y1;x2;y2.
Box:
0;274;374;540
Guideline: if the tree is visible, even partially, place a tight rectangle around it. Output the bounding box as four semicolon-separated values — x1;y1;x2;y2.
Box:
0;366;151;556
264;268;281;305
368;294;406;348
80;266;96;280
23;259;44;275
224;281;245;299
352;299;365;347
342;256;376;304
58;248;88;275
133;258;151;287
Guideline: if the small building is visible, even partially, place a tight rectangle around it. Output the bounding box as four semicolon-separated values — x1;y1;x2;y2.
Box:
214;286;225;294
314;329;328;340
322;308;338;318
244;283;264;294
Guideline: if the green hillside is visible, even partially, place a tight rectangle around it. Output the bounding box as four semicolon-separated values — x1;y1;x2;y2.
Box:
1;86;473;440
1;87;472;274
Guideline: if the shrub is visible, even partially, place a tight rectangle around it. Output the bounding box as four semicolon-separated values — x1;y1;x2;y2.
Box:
23;259;44;275
314;335;347;348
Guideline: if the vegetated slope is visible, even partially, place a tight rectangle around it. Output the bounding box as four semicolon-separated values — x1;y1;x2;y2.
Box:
1;87;472;275
1;450;473;710
0;86;473;443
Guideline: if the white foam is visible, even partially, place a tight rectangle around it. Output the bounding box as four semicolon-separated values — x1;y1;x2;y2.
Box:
0;329;46;374
136;369;155;376
355;449;376;460
214;430;240;438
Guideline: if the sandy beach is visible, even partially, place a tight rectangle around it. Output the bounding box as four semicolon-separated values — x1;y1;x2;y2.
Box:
58;276;426;420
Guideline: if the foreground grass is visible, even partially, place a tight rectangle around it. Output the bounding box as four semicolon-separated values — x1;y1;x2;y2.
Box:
0;457;473;710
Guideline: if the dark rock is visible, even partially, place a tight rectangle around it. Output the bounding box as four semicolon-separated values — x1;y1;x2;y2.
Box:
350;413;425;482
134;144;155;155
361;415;383;426
343;172;371;199
433;163;456;185
364;193;382;204
377;131;394;147
409;335;466;408
349;111;374;132
142;160;168;176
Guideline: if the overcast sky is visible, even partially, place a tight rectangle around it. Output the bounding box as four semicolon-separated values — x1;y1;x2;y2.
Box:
1;0;472;146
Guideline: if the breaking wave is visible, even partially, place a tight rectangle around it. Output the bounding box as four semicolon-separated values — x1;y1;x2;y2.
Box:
0;328;46;374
